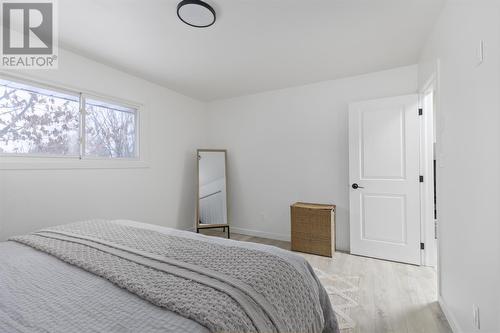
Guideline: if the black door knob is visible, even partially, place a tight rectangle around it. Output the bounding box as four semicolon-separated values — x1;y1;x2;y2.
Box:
352;183;364;189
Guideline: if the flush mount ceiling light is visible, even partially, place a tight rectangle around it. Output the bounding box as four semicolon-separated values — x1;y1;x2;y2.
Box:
177;0;216;28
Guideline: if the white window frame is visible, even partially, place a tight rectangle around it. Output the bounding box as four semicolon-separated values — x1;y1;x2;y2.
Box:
0;72;147;170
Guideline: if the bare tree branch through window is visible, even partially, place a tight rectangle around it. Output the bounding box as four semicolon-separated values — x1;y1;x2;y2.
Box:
0;79;138;159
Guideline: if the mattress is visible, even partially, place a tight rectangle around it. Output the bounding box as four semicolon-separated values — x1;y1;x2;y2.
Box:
0;220;339;333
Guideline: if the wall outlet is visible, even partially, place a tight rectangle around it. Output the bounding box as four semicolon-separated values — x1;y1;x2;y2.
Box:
472;304;480;330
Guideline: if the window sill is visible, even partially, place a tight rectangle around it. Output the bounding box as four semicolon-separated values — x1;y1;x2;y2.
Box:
0;158;149;170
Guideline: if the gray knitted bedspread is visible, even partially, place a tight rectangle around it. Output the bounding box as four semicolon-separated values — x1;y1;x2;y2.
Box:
8;220;338;333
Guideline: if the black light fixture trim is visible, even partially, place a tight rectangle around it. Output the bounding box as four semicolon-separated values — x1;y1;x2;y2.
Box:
177;0;216;28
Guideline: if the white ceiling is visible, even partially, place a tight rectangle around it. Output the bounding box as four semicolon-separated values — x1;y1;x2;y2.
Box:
59;0;444;101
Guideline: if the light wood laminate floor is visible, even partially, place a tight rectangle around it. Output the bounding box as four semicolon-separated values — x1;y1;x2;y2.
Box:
199;229;452;333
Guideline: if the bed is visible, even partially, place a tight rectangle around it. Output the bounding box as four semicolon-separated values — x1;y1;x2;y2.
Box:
0;219;339;333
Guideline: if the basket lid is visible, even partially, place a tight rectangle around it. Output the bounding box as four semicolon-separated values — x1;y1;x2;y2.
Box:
291;202;335;210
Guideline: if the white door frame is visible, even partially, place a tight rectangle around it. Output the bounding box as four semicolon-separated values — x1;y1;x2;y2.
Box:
419;62;441;312
427;60;442;301
419;74;438;268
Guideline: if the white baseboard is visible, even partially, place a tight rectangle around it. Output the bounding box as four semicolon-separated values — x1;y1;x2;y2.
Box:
438;296;462;333
230;227;290;242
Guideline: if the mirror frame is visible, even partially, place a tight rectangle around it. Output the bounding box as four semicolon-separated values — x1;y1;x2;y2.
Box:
195;149;230;238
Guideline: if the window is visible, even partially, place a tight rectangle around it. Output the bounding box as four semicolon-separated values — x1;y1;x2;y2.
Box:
0;77;139;159
85;99;137;158
0;80;80;156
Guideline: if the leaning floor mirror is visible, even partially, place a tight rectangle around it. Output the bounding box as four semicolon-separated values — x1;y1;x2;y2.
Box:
196;149;229;238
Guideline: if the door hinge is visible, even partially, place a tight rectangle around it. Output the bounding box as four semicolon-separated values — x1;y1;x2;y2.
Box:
418;108;423;116
419;175;424;183
420;242;425;250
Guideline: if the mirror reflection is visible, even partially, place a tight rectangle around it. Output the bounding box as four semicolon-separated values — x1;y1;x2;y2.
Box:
197;150;229;237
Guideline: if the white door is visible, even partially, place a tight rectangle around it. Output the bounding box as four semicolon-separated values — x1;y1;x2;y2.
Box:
349;95;421;265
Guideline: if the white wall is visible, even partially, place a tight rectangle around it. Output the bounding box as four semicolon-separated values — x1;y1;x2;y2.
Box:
419;1;500;331
0;48;207;240
206;65;418;250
